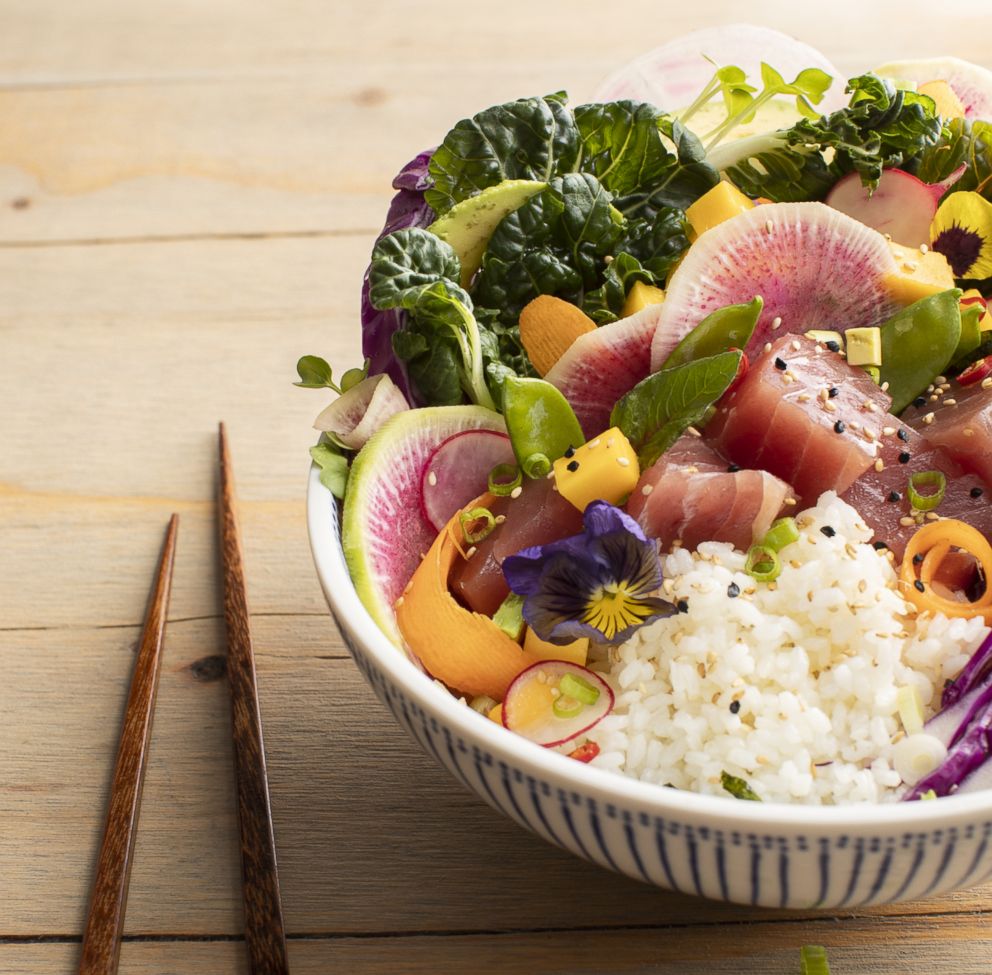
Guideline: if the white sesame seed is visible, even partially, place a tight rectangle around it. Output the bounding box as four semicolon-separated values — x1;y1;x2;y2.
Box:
929;394;939;402
900;516;917;527
784;497;797;506
772;317;783;330
642;484;654;496
874;458;885;472
798;393;812;403
936;375;947;384
495;514;506;524
945;398;958;406
588;438;601;449
903;261;919;272
765;219;774;234
427;471;437;486
849;420;861;431
606;437;615;448
882;426;896;436
510;486;522;499
616;455;630;467
881;381;890;392
764;342;772;354
824;401;837;413
791;339;801;351
546;469;555;479
983;377;992;390
395;596;405;607
687;426;702;437
466;545;477;558
923;412;935;425
920;243;929;253
925;512;941;521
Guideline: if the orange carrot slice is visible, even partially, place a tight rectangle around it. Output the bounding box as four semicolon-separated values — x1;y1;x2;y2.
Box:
518;295;596;377
395;493;541;699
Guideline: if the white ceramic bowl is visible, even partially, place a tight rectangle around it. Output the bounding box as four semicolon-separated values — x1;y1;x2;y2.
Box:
308;463;992;907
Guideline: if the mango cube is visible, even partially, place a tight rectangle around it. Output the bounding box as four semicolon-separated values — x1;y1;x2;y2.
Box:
523;627;589;666
553;427;640;512
883;241;955;305
845;327;882;367
685;181;755;240
622;280;666;318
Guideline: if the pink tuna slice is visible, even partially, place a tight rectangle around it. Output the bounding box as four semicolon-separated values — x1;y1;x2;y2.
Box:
420;429;516;533
626;435;793;551
545;302;663;439
840;423;992;560
875;57;992;122
650;202;901;371
707;335;891;502
826;167;966;248
594;24;847;113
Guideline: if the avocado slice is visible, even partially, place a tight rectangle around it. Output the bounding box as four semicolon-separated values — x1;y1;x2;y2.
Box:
428;179;546;287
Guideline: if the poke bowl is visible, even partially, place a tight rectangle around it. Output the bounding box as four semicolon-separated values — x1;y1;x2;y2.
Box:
305;25;992;907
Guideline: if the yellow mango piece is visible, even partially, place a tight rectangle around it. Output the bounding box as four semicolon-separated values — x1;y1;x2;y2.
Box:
553;427;640;512
883;241;955;306
523;627;589;666
622;280;666;318
685;181;755;240
918;80;966;119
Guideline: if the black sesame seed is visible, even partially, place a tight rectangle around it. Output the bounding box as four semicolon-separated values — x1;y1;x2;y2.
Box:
833;420;846;434
564;446;575;458
774;357;787;371
898;451;911;464
566;460;579;472
727;582;740;598
729;700;741;714
914;579;926;593
913;396;927;408
820;526;836;537
828;386;839;398
888;491;901;503
826;340;840;353
913;553;925;565
972;486;985;499
727;463;740;473
897;429;909;442
873;541;888;551
676;598;689;614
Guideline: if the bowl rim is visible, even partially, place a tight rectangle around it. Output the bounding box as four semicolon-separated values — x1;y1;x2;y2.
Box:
307;459;992;833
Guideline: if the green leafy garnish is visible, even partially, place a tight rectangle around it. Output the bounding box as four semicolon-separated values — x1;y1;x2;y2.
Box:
611;350;742;467
295;356;370;392
917;116;992;202
581;253;655;324
309;442;349;499
720;770;762;801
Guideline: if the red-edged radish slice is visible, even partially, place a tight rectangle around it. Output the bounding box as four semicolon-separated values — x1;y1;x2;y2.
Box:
502;661;614;747
420;429;515;533
313;373;409;450
825;168;961;247
593;25;847;114
875;57;992;121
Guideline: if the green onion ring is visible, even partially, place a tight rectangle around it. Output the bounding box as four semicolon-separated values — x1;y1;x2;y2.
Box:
488;462;522;496
459;506;496;544
907;470;946;512
745;544;781;582
552;695;584;719
522;452;551;479
761;516;800;552
559;672;601;706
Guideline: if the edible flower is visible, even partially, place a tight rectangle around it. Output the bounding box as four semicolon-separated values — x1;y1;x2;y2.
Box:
930;191;992;279
502;501;674;644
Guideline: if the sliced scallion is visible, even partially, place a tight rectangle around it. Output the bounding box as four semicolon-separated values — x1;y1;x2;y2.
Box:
523;451;551;479
559;672;601;706
460;506;496;544
745;544;782;582
488;462;522;496
762;516;799;551
552;695;584;719
907;470;946;512
800;945;831;975
493;593;525;641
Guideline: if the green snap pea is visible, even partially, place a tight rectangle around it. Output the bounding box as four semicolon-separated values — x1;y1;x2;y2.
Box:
501;376;585;478
660;296;763;370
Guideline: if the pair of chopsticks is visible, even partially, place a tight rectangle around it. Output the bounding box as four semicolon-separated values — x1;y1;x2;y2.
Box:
79;425;290;975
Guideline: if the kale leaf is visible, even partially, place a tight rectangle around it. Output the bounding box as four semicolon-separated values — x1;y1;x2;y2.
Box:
917;117;992;201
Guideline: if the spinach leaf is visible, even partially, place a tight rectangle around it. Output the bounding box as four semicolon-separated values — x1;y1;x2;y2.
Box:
611;350;743;467
581;253;654;324
661;297;763;370
721;771;762;801
368;228;461;306
426;93;581;215
310;442;349;499
917;117;992;201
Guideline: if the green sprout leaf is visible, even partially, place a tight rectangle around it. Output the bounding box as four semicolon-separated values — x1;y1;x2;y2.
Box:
310;442;349;499
295;355;337;390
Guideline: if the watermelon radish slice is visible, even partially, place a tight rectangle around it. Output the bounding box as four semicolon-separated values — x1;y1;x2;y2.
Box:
545;303;663;438
650;202;900;371
502;660;614;747
825;167;966;247
313;373;409;450
420;429;515;533
341;405;506;646
593;24;848;114
875;57;992;121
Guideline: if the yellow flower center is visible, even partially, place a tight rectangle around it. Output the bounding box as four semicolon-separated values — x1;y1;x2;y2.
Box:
581;580;657;641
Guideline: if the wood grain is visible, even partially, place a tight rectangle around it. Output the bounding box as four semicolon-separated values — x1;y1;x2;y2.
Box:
218;425;290;973
78;515;178;975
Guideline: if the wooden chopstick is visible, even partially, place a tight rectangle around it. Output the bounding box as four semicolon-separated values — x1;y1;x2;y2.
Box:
218;423;290;975
79;514;179;975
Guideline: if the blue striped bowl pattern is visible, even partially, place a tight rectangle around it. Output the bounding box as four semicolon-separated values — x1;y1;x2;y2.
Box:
308;465;992;908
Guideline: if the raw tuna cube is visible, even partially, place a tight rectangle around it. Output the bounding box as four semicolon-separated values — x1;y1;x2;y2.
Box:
708;335;891;502
903;378;992;486
627;435;794;551
841;423;992;560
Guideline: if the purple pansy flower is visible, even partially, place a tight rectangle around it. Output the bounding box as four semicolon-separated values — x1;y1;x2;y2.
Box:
503;501;675;645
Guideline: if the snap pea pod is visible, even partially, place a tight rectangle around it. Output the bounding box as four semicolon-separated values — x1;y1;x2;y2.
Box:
660;296;763;370
502;376;586;478
953;300;984;367
879;289;962;414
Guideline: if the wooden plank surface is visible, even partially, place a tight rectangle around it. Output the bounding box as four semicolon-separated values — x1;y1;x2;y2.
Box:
3;1;992;972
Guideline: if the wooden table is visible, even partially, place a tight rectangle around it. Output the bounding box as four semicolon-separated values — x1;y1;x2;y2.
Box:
3;2;992;971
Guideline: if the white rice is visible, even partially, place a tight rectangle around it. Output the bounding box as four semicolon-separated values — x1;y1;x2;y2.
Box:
586;492;989;804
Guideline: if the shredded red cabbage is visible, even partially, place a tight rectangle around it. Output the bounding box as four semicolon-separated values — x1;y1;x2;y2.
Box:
941;629;992;709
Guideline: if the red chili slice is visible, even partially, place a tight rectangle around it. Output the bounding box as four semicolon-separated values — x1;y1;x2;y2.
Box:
567;741;601;763
958;355;992;386
724;349;749;396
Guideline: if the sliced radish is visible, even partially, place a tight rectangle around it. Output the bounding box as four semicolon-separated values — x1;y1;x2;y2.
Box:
502;661;614;747
826;169;948;248
650;202;900;370
420;429;515;533
313;373;409;450
594;24;847;114
875;57;992;121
